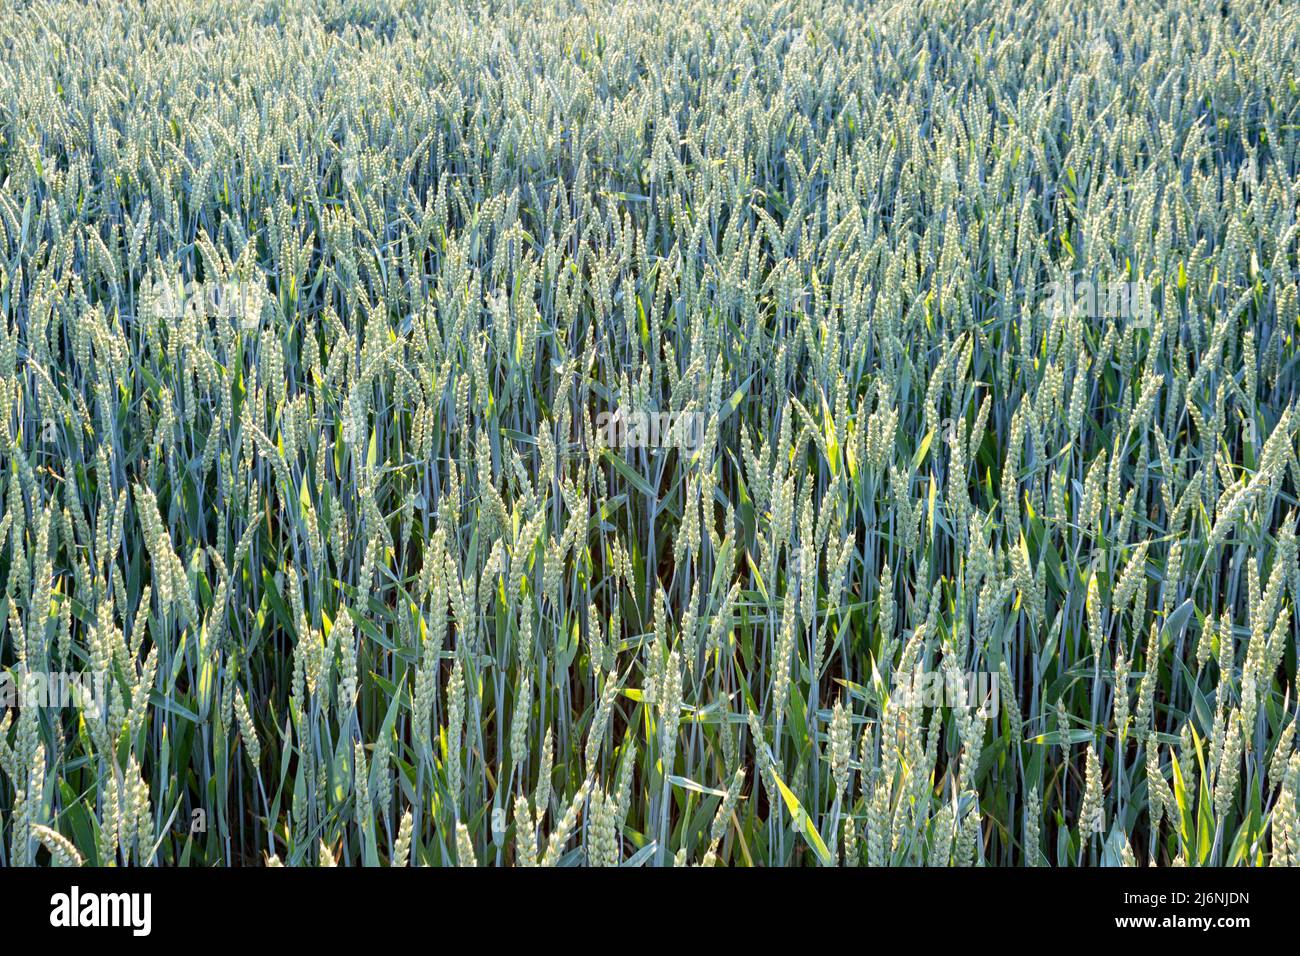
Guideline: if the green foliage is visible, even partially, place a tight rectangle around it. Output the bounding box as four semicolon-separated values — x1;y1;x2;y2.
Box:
1;0;1299;867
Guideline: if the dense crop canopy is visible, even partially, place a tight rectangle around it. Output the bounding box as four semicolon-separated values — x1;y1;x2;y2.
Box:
1;0;1299;867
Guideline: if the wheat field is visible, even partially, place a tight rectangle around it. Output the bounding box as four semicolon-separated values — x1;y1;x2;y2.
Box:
1;0;1299;867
